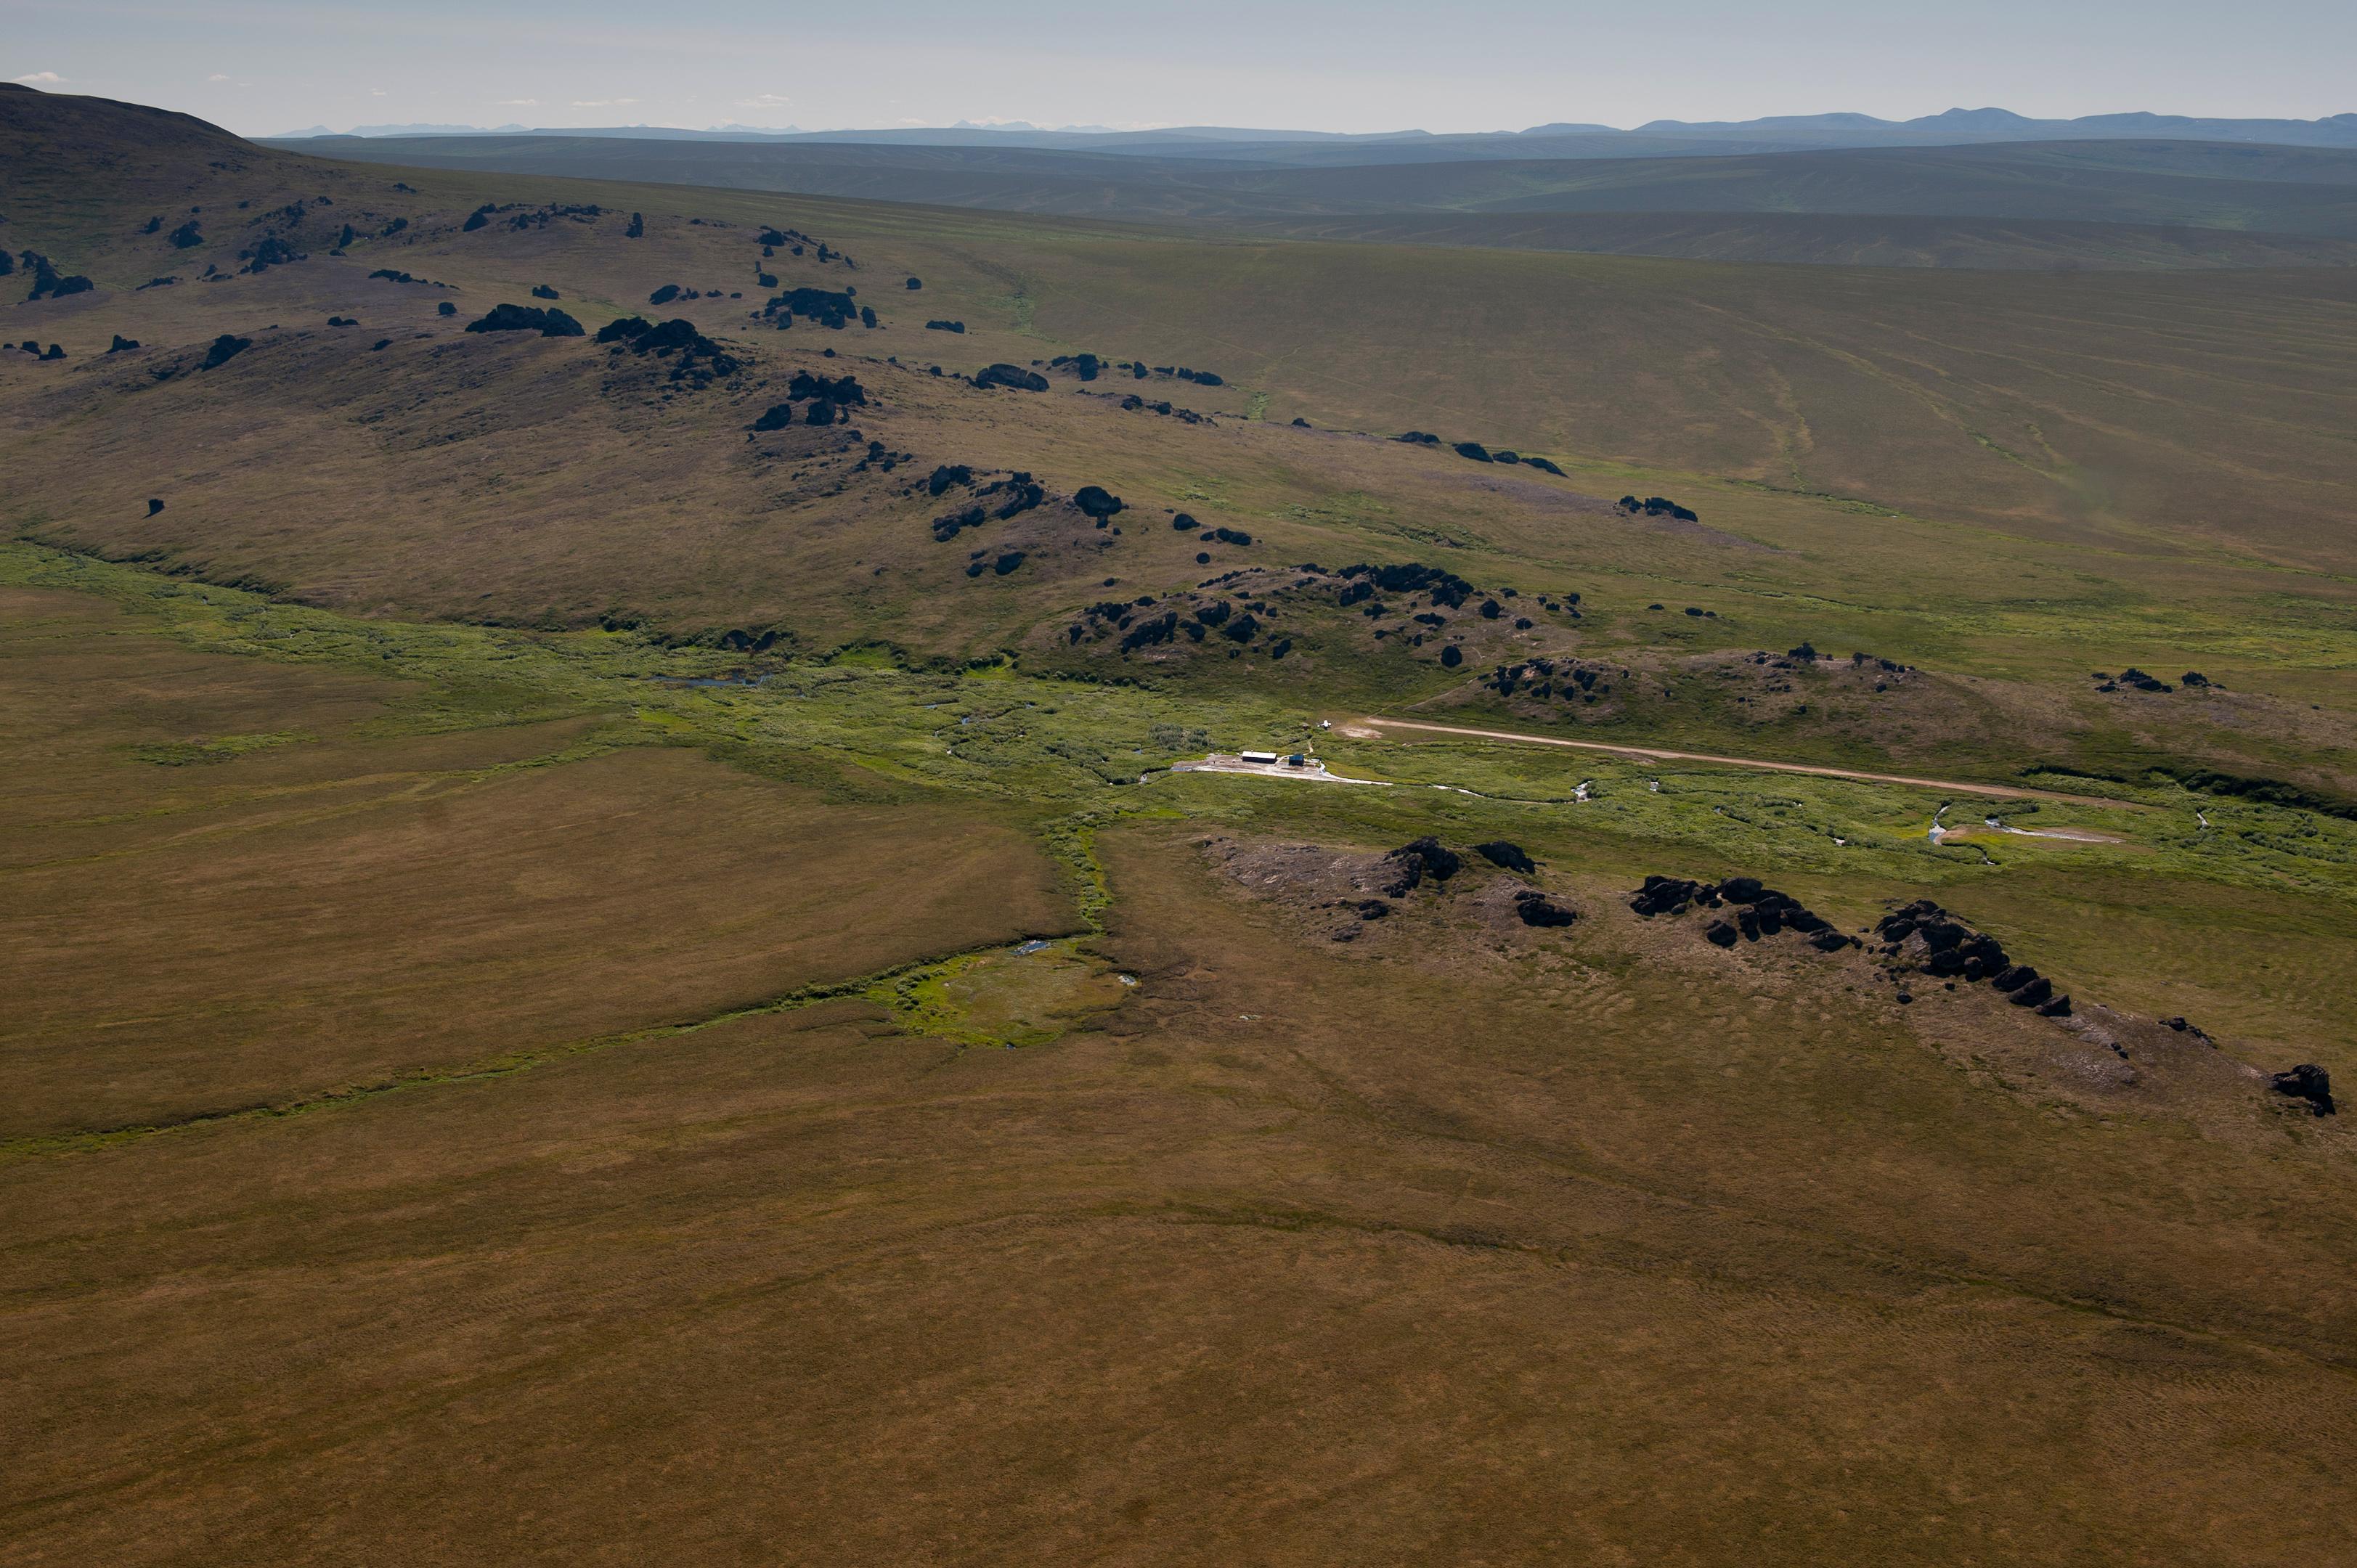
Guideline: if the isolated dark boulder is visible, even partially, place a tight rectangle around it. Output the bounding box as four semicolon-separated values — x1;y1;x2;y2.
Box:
926;319;966;332
531;284;559;300
1522;456;1566;476
1211;527;1253;547
1704;920;1738;948
1439;645;1462;668
1172;513;1199;531
1992;964;2040;995
993;551;1025;576
749;403;797;432
905;277;922;290
625;212;644;237
648;284;682;306
976;363;1049;392
168;220;203;248
1395;431;1441;446
1353;899;1390;920
437;300;457;317
465;303;584;337
463;205;494;232
2036;994;2073;1018
109;335;140;353
38;344;63;360
1475;841;1535;874
2271;1064;2336;1116
200;333;251;370
1073;485;1125;520
2007;977;2055;1008
1454;441;1493;462
147;498;165;515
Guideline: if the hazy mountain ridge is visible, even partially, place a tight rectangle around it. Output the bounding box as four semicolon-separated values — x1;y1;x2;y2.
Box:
266;105;2357;154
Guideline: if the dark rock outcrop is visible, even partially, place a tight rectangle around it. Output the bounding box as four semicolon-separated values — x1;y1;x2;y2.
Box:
986;475;1045;519
465;303;585;338
1619;494;1700;523
2271;1064;2337;1116
199;333;251;370
976;363;1049;392
1377;837;1462;896
1629;875;1722;918
762;287;857;329
1634;874;1843;946
23;253;94;301
787;369;866;404
1475;841;1536;875
1513;890;1576;928
1073;486;1124;520
599;317;740;383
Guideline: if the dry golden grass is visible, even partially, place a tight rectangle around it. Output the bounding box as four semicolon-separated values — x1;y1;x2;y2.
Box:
4;825;2352;1566
0;591;1070;1139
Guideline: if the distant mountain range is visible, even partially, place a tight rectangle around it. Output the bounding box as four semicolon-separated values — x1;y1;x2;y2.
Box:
269;107;2357;152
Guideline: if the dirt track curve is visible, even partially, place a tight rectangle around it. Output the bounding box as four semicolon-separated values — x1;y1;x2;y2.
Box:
1356;718;2140;807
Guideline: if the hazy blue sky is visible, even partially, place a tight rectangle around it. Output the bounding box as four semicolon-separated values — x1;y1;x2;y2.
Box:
7;0;2352;135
